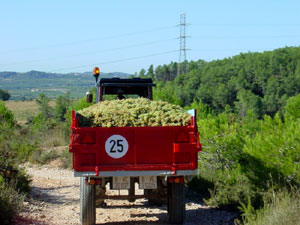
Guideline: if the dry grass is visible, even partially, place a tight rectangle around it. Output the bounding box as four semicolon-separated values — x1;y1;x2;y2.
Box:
242;190;300;225
5;100;55;124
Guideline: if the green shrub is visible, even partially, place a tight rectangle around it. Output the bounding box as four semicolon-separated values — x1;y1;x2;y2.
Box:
30;149;58;165
60;148;72;169
0;181;25;225
240;190;300;225
0;101;15;128
190;99;300;213
38;126;69;148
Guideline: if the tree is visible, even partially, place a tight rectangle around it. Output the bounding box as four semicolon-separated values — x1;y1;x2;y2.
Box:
138;69;146;77
0;89;10;101
147;64;154;79
284;94;300;121
235;89;262;117
54;92;71;121
35;93;53;119
0;101;14;128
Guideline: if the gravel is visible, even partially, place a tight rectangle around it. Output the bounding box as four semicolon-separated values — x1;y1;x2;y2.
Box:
15;164;239;225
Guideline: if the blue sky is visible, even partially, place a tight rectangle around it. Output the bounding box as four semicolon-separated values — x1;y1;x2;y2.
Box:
0;0;299;74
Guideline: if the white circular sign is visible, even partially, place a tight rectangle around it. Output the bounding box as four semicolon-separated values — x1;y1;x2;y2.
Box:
105;135;129;159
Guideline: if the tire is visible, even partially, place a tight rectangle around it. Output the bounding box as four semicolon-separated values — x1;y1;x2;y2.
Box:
80;177;96;225
128;178;135;202
167;182;185;224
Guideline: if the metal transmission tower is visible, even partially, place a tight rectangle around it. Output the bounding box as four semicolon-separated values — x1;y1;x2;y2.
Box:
178;13;188;75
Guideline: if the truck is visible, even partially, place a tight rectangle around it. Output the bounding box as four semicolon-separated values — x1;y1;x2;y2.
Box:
69;67;201;225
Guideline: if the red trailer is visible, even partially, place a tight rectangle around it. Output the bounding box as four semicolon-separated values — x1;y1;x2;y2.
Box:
69;68;201;225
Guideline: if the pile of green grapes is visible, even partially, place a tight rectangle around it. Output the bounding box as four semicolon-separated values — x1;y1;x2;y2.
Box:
77;98;191;127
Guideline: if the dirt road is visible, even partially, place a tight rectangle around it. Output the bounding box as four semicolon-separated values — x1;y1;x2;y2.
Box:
15;164;239;225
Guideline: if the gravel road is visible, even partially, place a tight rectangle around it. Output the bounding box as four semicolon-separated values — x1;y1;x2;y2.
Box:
15;164;239;225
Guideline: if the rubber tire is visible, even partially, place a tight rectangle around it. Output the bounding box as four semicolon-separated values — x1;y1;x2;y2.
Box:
128;178;135;202
80;177;96;225
167;182;185;224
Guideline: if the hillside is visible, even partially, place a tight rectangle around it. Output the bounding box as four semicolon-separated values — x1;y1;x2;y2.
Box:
141;46;300;117
0;70;130;100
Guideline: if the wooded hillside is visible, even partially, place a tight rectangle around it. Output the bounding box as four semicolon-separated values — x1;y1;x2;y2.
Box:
139;46;300;117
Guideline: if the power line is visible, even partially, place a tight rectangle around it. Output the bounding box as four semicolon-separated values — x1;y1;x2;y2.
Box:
0;38;178;67
191;35;300;39
192;23;300;27
192;47;274;52
50;50;179;72
0;25;177;55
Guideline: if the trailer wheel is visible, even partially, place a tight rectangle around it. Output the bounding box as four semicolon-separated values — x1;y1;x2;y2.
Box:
167;182;185;224
128;178;136;202
80;177;96;225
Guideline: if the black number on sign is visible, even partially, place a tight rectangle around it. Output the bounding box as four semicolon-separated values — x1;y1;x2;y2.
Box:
110;140;116;153
110;139;124;153
117;140;123;152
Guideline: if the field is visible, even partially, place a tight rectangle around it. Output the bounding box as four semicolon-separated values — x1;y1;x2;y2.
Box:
0;71;130;100
5;100;55;124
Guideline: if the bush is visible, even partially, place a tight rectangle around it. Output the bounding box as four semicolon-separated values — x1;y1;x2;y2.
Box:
0;101;15;128
240;190;300;225
60;148;72;169
189;99;300;213
0;180;25;225
0;89;10;101
30;149;59;165
38;126;69;148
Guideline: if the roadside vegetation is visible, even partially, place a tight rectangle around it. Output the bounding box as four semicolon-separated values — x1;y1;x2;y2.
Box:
137;46;300;224
0;91;76;223
189;95;300;224
0;101;32;224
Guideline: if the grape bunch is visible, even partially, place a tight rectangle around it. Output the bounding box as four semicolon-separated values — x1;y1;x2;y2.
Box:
77;98;191;127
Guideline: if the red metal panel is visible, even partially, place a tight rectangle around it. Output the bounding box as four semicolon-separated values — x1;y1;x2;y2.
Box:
135;127;176;164
69;110;201;174
96;128;134;165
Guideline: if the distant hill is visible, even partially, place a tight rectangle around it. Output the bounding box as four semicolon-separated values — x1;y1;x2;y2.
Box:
0;70;131;100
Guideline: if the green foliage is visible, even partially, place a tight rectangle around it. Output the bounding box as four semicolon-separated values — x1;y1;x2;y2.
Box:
0;101;15;128
187;96;300;215
0;181;25;225
153;81;182;105
30;149;59;164
240;190;300;225
35;93;53;119
141;46;300;117
0;89;10;101
235;89;262;117
54;92;71;121
0;103;32;223
284;93;300;121
60;148;72;169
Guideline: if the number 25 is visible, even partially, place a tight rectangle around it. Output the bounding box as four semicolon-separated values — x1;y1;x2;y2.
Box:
110;139;123;153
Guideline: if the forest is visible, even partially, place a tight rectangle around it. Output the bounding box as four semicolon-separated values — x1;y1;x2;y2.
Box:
139;46;300;118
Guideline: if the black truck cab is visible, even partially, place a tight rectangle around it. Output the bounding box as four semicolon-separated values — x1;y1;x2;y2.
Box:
97;77;155;102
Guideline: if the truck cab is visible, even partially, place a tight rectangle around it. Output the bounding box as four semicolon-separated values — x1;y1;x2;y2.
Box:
98;77;155;101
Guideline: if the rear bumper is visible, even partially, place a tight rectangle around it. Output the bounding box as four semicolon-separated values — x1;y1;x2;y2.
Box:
74;169;198;177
